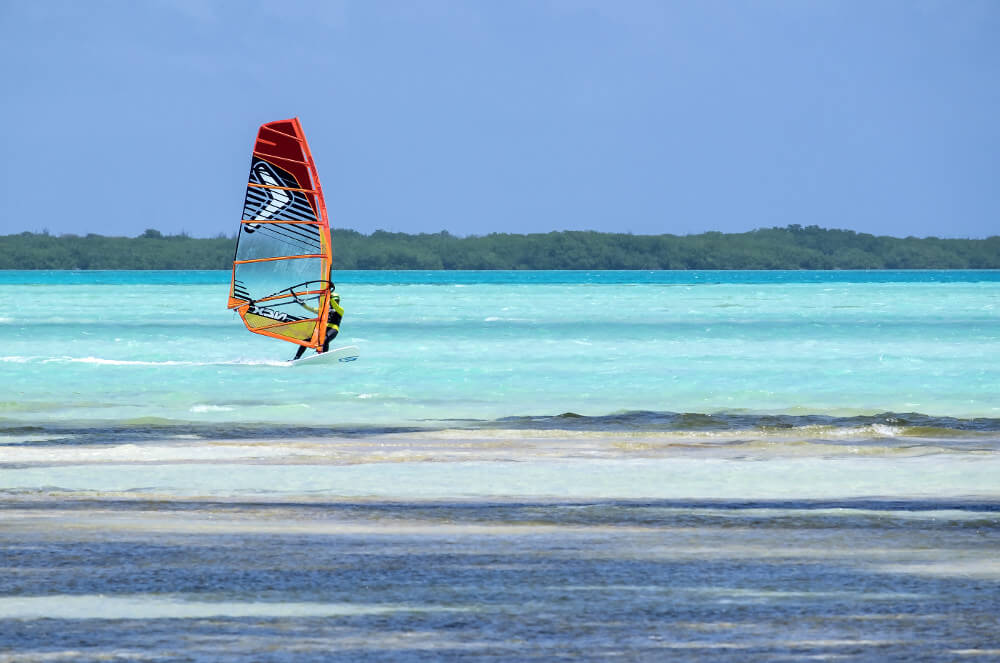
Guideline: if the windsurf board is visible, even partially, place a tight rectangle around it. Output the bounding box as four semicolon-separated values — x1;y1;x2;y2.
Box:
291;345;360;366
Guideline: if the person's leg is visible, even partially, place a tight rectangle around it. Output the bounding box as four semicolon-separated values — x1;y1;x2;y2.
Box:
293;344;307;360
322;328;338;353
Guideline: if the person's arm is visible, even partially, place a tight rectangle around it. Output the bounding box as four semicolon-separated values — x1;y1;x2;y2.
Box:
293;291;320;315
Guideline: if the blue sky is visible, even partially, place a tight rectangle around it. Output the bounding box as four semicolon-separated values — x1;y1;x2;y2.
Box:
2;1;997;238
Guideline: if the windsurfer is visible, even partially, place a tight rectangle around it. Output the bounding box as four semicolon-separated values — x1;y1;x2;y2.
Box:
293;290;343;360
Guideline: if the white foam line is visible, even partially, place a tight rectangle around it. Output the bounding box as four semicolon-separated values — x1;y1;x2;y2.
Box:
0;443;315;464
6;356;293;367
0;355;35;363
0;434;72;444
0;595;467;620
50;357;199;366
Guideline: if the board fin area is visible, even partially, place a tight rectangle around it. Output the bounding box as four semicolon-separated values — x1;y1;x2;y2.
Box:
290;345;360;366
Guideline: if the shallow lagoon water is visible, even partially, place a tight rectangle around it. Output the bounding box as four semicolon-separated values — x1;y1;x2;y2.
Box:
2;270;999;661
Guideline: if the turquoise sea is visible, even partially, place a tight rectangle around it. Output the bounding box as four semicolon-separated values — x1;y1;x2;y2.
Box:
2;270;999;661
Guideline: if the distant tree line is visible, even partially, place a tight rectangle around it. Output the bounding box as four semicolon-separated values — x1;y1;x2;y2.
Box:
1;225;998;270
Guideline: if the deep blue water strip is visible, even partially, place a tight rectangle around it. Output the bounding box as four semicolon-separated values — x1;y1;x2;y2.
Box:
3;270;1000;286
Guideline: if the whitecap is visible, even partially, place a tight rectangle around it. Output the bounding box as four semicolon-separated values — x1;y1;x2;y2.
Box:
869;423;904;437
189;405;235;413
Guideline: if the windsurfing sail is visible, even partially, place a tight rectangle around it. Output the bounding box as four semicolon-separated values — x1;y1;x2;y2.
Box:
227;118;334;351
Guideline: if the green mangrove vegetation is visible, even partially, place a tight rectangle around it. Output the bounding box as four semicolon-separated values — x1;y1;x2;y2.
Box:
1;226;997;270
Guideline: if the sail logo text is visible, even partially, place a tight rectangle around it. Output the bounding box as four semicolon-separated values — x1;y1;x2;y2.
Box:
248;305;290;322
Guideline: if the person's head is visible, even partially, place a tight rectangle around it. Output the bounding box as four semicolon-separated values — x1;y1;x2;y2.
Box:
332;293;340;303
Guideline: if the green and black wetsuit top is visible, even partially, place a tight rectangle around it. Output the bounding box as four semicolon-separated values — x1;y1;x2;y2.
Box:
294;293;343;358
